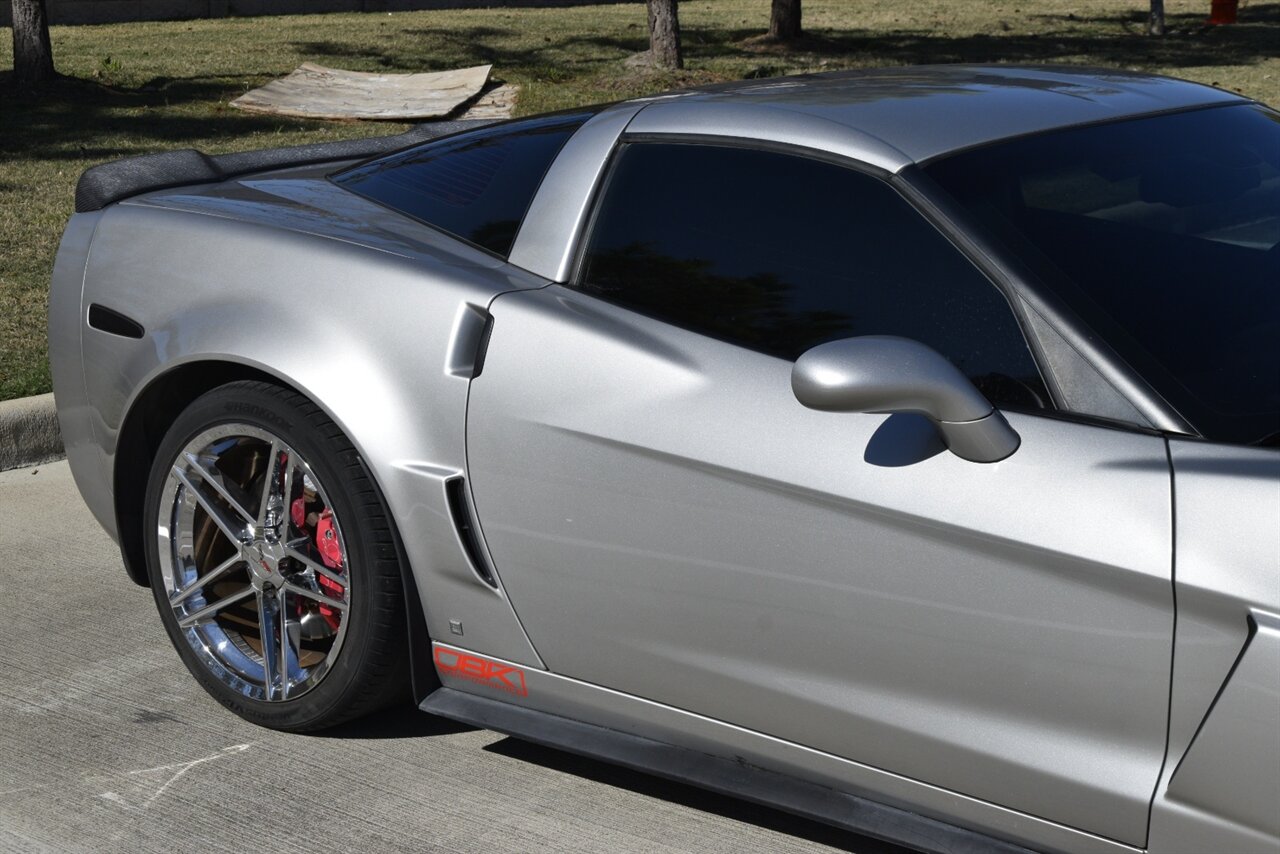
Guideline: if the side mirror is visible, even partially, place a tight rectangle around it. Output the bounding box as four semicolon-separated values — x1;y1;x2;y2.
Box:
792;336;1020;463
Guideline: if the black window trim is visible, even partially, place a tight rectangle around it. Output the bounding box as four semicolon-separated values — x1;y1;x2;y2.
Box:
567;133;1066;421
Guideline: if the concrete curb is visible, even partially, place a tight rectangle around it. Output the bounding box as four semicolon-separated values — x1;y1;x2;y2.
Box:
0;394;65;472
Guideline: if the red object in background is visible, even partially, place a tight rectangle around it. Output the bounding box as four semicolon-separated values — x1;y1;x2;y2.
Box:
1208;0;1238;24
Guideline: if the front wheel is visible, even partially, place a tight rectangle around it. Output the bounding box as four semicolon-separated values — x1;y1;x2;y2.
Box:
143;380;408;731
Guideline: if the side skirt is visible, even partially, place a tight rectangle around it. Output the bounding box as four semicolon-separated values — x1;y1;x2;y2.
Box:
421;686;1034;854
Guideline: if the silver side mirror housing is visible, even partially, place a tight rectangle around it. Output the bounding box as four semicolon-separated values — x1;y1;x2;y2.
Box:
792;336;1021;463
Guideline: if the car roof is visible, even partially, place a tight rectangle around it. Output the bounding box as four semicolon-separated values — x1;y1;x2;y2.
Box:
626;65;1249;171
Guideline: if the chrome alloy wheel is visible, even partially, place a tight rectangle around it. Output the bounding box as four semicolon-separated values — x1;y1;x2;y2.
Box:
156;423;352;702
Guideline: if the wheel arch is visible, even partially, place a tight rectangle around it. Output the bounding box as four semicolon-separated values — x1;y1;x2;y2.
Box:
114;359;280;586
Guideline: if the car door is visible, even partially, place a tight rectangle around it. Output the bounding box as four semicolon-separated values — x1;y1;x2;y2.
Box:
466;141;1173;846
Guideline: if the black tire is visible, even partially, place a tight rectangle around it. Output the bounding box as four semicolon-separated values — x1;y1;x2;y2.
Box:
143;380;408;731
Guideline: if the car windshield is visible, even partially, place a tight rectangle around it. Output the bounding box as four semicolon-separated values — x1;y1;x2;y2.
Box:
925;104;1280;446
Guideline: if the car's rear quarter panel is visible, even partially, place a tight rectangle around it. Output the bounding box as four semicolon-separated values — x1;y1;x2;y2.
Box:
57;182;546;668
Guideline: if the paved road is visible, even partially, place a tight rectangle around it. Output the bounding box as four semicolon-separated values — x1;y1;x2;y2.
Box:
0;461;902;854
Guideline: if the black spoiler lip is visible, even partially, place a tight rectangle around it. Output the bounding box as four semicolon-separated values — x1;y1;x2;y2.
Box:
73;119;496;214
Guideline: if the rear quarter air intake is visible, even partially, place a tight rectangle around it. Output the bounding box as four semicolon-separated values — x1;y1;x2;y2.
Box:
445;476;499;589
87;303;145;339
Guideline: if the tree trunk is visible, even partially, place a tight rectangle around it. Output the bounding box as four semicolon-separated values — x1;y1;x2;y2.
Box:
1147;0;1165;35
646;0;683;70
11;0;56;85
769;0;802;41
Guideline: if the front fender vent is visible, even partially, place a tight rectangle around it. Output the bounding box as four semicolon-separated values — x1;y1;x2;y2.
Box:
445;476;498;588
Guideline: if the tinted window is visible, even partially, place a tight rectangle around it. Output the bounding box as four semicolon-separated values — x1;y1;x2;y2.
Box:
335;113;592;256
926;104;1280;446
580;143;1049;410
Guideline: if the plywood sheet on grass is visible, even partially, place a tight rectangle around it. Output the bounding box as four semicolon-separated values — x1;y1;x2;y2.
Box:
230;63;492;120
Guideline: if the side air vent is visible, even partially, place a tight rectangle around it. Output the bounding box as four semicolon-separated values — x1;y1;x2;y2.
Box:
87;303;145;339
445;476;498;588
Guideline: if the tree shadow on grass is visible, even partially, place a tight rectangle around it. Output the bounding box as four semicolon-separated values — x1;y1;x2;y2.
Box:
2;3;1274;166
316;7;1279;85
696;4;1280;72
0;72;404;164
0;26;686;169
1034;2;1280;27
291;24;519;68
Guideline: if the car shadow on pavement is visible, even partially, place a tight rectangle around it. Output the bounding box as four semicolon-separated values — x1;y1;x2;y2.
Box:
321;701;477;739
482;736;913;854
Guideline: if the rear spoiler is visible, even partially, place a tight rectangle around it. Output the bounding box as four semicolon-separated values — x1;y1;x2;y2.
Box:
73;119;496;213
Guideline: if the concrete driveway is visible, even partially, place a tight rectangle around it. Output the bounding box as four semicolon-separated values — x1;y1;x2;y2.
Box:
0;461;901;854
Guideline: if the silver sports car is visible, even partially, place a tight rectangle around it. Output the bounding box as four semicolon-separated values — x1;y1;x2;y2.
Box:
50;66;1278;854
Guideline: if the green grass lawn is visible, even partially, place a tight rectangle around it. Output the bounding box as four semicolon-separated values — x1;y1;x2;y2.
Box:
1;0;1277;401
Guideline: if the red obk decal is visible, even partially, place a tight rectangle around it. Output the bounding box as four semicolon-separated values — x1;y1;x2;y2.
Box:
434;648;528;697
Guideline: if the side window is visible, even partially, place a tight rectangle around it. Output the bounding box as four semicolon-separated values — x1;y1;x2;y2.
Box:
334;113;594;257
579;143;1050;410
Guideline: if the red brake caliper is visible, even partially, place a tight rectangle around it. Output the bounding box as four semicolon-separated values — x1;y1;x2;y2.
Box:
291;495;345;630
